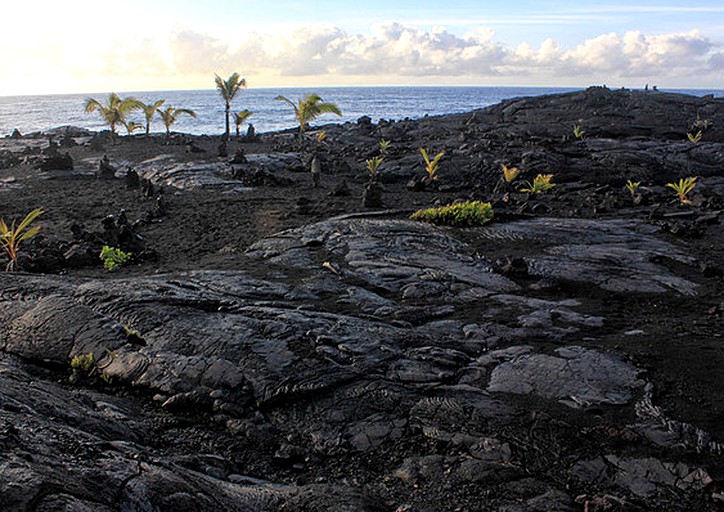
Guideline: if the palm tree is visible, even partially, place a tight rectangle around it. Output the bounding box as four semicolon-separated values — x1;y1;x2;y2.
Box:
140;99;166;135
215;73;246;140
84;93;142;134
157;107;197;137
234;109;253;138
274;93;342;135
122;120;143;136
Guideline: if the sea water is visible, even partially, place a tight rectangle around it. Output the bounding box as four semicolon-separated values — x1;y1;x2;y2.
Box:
0;86;722;137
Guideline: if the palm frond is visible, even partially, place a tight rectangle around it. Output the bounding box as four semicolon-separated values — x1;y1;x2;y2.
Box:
275;95;297;111
15;208;44;233
18;225;42;243
214;74;225;94
420;147;429;164
84;98;102;113
317;102;342;116
234;109;253;125
430;152;445;168
216;73;246;102
176;108;196;118
304;93;323;103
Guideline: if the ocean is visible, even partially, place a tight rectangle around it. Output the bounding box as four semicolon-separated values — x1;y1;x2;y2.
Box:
1;86;722;137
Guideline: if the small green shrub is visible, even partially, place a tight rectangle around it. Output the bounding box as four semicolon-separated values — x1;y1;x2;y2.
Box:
70;351;114;383
410;201;494;226
70;353;95;373
379;139;392;154
573;124;586;140
100;245;132;271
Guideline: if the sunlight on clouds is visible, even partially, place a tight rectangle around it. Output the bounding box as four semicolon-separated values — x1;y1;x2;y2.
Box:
0;16;722;95
563;29;715;76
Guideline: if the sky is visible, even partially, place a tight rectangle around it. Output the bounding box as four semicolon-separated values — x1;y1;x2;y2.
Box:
1;0;723;96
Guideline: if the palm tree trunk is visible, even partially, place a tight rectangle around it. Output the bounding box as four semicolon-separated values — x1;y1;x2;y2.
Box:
224;103;230;141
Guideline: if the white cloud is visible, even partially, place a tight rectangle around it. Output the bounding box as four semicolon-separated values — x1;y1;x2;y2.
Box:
555;29;717;78
160;24;719;84
0;21;721;95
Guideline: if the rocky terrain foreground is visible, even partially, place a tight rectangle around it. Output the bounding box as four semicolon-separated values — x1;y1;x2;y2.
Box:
1;87;723;511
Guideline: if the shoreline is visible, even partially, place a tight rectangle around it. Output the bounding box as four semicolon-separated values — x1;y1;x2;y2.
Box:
3;85;724;138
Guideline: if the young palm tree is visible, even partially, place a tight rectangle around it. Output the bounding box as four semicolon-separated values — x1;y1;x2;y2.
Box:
234;109;253;138
140;99;166;135
157;107;197;137
215;73;246;140
122;120;143;136
84;93;142;134
274;93;342;135
0;208;43;271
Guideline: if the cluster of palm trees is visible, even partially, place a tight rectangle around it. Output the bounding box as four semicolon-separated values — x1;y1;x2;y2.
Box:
83;73;342;138
84;93;196;137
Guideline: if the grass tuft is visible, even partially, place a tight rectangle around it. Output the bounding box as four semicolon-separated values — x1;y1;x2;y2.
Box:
410;201;494;226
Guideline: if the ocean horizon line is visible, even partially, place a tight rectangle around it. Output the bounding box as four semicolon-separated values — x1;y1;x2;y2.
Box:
2;84;582;100
3;84;724;101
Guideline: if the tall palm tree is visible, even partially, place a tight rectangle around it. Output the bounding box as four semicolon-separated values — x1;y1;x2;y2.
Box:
84;93;142;134
215;73;246;141
140;99;166;135
274;93;342;135
234;109;253;138
157;107;196;137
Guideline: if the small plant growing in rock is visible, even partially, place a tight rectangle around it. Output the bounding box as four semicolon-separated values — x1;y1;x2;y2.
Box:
692;116;712;131
687;130;703;143
573;124;586;140
70;353;95;373
410;201;494;226
0;208;44;271
315;131;328;144
520;174;555;194
100;245;132;271
366;156;384;181
70;351;114;383
625;180;641;196
379;139;392;155
419;147;445;181
502;164;521;184
666;176;697;205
